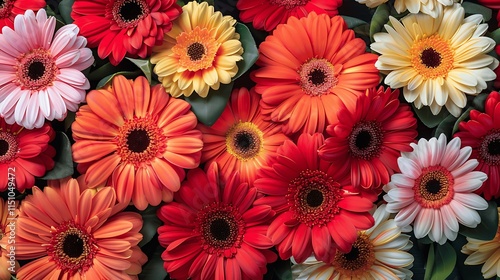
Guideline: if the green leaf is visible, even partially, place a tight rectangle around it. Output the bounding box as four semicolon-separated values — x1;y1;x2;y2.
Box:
452;107;472;135
434;113;458;140
424;242;435;280
431;242;456;280
138;245;167;280
87;62;120;82
460;200;498;240
462;2;492;22
126;58;153;84
272;259;292;280
341;16;368;29
472;92;490;112
184;82;233;126
233;23;258;80
58;0;75;24
96;70;142;89
412;104;451;128
489;28;500;44
370;3;390;42
42;132;74;180
139;206;162;247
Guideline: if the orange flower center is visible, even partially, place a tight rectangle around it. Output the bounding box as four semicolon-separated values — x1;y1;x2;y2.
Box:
287;169;343;227
479;129;500;166
196;202;245;258
173;26;220;72
116;115;166;167
15;48;58;91
410;35;454;79
332;233;375;277
0;0;14;19
225;121;263;161
0;131;18;164
111;0;150;28
413;166;454;208
298;58;338;96
47;221;97;275
269;0;309;9
348;121;383;160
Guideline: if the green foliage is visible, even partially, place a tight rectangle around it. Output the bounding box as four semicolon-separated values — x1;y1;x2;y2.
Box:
342;16;368;29
233;23;259;80
369;3;390;42
42;132;74;180
139;206;162;247
412;105;451;128
472;92;490;112
434;113;458;140
184;82;233;126
462;2;492;21
58;0;75;24
460;201;498;241
96;70;142;89
424;242;456;280
126;58;154;84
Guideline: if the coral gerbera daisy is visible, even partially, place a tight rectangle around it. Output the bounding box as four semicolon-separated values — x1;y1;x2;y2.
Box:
0;9;94;129
383;134;489;245
0;0;45;31
318;87;418;190
462;207;500;279
251;13;380;135
236;0;342;32
14;178;147;279
371;4;498;117
72;0;181;66
197;87;288;184
0;198;19;278
157;162;277;280
151;1;243;98
72;75;203;210
0;118;55;192
254;133;377;263
454;91;500;200
291;204;414;280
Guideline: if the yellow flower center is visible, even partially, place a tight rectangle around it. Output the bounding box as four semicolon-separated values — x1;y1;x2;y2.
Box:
410;35;454;79
413;166;454;208
225;121;263;161
332;233;375;276
173;26;220;72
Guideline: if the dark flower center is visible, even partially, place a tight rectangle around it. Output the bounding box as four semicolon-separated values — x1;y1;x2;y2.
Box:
63;233;84;258
0;132;18;164
348;121;383;160
308;69;326;86
28;61;45;80
234;131;254;151
414;166;454;208
425;179;441;194
226;122;263;161
127;129;150;153
269;0;309;9
0;0;14;18
210;218;231;241
343;247;360;261
120;0;144;21
187;42;206;61
488;139;500;156
112;0;149;28
299;58;337;96
0;139;9;156
306;189;324;208
16;48;57;91
334;234;374;272
420;48;442;68
479;130;500;166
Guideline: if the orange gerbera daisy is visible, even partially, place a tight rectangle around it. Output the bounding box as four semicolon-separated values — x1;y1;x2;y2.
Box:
72;75;203;210
251;12;379;135
14;178;147;279
0;198;19;278
197;87;288;184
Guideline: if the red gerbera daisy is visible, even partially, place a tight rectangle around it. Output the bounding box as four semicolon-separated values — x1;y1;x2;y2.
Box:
0;118;55;192
0;0;45;31
254;133;376;264
157;163;277;280
478;0;500;9
237;0;342;32
71;0;182;65
318;87;418;190
197;87;288;184
454;91;500;200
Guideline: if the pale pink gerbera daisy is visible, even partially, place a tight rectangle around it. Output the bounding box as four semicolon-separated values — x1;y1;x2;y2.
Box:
0;9;94;129
384;134;488;244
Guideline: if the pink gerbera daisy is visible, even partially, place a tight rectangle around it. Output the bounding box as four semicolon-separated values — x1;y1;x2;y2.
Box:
384;134;488;244
157;163;277;280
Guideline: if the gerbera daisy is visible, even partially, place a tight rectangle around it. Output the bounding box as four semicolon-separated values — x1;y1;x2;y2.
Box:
454;91;500;200
157;162;277;280
462;207;500;279
0;198;19;278
383;134;489;245
151;1;243;98
318;87;418;190
236;0;342;32
251;13;380;135
393;0;457;18
0;118;55;192
0;0;45;31
197;87;288;184
371;4;498;117
0;9;94;129
14;178;148;279
355;0;388;8
291;204;414;280
478;0;500;9
254;133;377;263
72;75;203;210
71;0;181;66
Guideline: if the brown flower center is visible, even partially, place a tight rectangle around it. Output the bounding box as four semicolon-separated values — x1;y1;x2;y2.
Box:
479;130;500;166
348;121;383;160
173;26;220;72
226;121;263;161
299;58;338;96
414;166;454;208
187;42;206;61
410;35;454;79
333;233;375;276
15;48;58;91
112;0;150;28
0;132;18;164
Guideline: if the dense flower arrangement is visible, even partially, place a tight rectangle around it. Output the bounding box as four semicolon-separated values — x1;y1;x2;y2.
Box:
2;0;500;279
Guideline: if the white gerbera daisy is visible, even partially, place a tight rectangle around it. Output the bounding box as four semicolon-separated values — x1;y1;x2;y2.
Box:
291;204;414;280
384;134;488;245
394;0;458;18
371;4;498;117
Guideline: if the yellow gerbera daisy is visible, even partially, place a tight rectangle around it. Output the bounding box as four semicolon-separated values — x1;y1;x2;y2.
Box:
150;1;243;98
371;4;498;117
462;207;500;279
